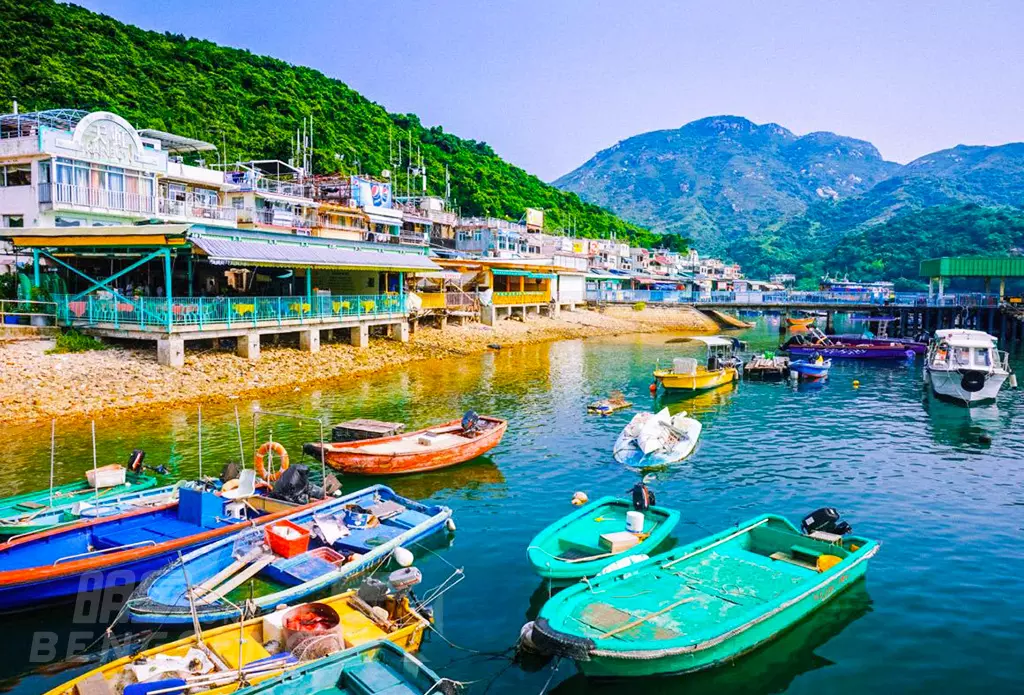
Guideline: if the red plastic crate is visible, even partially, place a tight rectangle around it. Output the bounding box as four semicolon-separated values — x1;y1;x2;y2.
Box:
265;520;311;558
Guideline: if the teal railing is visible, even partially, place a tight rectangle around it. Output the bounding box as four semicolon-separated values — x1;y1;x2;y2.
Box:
52;294;406;331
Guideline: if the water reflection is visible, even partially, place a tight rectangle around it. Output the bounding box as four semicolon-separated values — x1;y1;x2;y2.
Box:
922;391;1001;449
549;580;873;695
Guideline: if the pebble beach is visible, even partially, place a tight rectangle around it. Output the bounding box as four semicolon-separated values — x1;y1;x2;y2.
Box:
0;306;718;425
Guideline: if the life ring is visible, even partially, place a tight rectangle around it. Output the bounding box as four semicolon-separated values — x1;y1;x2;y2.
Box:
254;441;289;482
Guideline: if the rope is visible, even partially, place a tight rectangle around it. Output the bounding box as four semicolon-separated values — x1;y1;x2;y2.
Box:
537;658;561;695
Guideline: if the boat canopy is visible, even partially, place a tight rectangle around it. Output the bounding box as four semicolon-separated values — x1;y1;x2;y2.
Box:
678;336;736;348
933;329;998;348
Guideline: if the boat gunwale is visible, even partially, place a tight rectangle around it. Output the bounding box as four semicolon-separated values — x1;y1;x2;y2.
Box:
319;416;507;456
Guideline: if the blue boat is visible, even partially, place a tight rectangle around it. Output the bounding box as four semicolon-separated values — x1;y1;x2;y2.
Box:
228;640;449;695
128;484;453;625
789;357;831;380
0;486;306;611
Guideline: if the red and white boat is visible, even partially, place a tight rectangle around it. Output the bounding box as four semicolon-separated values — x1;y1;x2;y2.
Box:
308;414;507;476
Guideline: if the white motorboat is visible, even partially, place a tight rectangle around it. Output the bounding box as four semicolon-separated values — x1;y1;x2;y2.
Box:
924;329;1011;405
612;407;702;467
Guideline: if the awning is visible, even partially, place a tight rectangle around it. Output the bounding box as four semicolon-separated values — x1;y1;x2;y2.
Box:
189;234;440;272
491;268;555;279
366;210;404;227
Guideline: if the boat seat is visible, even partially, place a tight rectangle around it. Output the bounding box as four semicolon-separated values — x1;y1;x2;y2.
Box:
74;673;115;695
344;662;418;695
91;519;204;550
339;607;389;647
790;544;823;559
385;509;432;530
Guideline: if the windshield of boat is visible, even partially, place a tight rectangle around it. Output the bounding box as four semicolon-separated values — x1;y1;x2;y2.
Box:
974;348;992;367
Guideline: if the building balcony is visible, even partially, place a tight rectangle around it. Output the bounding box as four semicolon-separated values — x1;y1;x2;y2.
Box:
237;208;314;233
158;196;237;225
39;183;237;225
494;290;550;305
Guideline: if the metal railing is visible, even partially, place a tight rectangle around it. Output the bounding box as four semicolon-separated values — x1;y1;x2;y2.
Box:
52;293;406;331
1;299;56;325
494;291;550;305
238;208;314;230
586;288;1005;308
158;196;237;223
39;182;157;214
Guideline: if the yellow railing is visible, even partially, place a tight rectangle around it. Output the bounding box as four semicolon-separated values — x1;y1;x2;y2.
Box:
494;291;550;305
418;293;447;310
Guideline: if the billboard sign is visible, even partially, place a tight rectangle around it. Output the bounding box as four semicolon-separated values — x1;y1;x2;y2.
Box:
353;176;392;209
525;207;544;230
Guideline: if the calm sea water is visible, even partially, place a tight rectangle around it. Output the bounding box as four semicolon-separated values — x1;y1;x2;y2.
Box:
2;317;1024;694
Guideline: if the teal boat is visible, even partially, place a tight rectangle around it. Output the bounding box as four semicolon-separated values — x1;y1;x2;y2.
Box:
530;512;878;677
527;496;680;580
0;468;157;539
227;640;451;695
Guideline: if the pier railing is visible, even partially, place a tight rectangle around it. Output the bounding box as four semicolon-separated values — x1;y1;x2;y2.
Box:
586;288;1004;308
494;291;550;305
52;293;406;332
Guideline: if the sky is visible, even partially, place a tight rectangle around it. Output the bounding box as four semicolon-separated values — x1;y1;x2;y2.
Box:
72;0;1024;181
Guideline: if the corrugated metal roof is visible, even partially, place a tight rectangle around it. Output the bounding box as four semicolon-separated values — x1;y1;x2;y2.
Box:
189;234;440;272
920;256;1024;278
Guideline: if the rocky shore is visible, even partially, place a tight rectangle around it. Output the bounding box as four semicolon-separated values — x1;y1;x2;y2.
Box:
0;306;719;425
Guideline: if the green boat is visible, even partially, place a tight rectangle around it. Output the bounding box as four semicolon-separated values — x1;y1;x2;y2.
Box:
228;640;451;695
527;496;680;580
0;468;157;539
531;513;879;677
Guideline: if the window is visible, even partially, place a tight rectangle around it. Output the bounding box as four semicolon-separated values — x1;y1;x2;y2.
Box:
2;215;24;228
973;348;992;367
0;164;31;187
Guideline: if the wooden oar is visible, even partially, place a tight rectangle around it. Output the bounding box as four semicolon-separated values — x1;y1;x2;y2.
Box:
196;555;275;605
193;547;265;596
599;597;696;639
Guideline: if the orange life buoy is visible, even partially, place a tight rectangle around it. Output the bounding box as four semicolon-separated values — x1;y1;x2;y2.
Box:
254;441;289;482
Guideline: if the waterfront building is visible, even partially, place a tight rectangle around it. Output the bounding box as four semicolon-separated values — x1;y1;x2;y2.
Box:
223;160;316;235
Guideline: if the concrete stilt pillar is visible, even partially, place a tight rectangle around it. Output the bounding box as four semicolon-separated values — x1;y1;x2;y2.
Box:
237;332;260;360
394;321;410;343
349;324;369;348
550;302;561;318
299;328;320;353
437;314;448;330
157;336;185;367
481;304;497;326
409;318;418;335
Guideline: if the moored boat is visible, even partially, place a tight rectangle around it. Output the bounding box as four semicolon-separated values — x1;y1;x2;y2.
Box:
588;392;633;415
305;412;507;476
786;316;816;328
653;337;740;392
527;492;680;580
222;640;447;695
789;356;831;380
612;408;702;467
0;463;157;540
924;329;1011;405
529;510;878;677
0;484;307;610
47;577;432;695
128;484;452;625
782;330;916;361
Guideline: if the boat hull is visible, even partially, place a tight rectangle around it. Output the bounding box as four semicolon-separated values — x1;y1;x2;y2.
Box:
786;317;815;327
654;368;738;391
926;368;1007;405
785;344;914;360
315;417;506;475
789;360;831;380
576;553;872;677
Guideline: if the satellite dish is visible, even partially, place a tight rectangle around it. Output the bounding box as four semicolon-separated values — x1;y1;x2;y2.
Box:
381;169;392;178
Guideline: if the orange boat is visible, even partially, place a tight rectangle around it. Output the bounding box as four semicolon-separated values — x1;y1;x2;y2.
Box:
786;316;816;327
309;414;507;476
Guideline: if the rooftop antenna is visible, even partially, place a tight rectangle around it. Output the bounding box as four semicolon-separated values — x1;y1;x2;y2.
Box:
444;164;451;201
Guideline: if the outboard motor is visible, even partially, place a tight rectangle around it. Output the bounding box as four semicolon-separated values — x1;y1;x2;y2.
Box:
801;507;852;536
357;577;390;608
271;464;312;504
126;449;145;474
631;482;656;511
461;409;481;434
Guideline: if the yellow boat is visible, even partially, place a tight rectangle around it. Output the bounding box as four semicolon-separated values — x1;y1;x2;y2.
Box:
653;336;740;392
786;315;816;327
47;583;429;695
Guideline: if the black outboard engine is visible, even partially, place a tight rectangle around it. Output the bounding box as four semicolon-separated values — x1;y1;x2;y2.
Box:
357;577;390;608
462;409;481;434
631;483;656;511
271;464;312;504
801;507;852;536
126;449;145;474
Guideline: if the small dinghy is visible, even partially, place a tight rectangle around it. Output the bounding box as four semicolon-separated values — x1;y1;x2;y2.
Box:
528;510;878;678
306;411;507;476
588;391;633;416
220;640;448;695
49;576;433;695
128;485;452;625
527;486;680;581
789;356;831;380
613;408;702;467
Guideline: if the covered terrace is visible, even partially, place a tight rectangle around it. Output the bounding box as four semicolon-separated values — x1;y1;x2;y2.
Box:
5;224;439;365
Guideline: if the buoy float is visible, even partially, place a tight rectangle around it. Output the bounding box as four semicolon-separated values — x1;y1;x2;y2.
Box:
446;518;457;532
649;382;658;395
393;546;414;568
571;491;589;506
852;380;860;389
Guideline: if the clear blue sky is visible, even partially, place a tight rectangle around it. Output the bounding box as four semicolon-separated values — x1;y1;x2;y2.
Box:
73;0;1024;181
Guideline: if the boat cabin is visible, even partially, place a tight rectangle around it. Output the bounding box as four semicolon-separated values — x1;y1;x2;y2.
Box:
928;329;1007;371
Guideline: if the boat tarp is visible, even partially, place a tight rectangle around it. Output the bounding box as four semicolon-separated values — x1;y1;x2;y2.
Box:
188;234;440;272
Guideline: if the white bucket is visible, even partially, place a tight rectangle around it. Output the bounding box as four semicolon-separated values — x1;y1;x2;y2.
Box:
626;510;644;533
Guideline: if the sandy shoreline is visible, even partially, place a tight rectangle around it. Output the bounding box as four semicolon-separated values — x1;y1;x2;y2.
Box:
0;306;719;425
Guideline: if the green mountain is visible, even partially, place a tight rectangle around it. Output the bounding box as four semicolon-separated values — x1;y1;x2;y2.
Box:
556;117;1024;281
0;0;658;246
